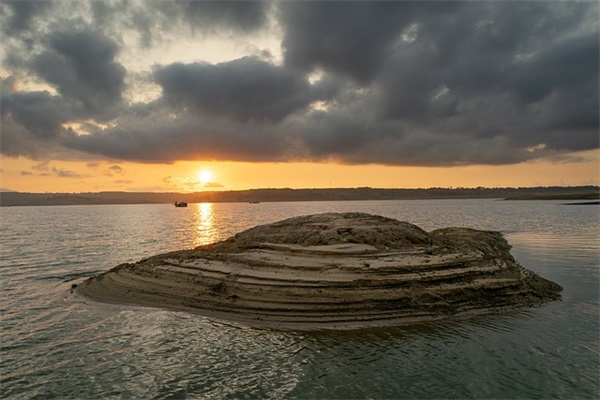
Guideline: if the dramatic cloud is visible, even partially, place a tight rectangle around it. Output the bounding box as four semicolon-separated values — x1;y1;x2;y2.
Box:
32;29;126;116
1;0;598;167
154;57;315;121
0;0;52;34
166;0;270;33
280;1;457;84
61;110;294;163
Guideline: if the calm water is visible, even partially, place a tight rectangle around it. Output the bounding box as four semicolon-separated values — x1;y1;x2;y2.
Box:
1;199;598;399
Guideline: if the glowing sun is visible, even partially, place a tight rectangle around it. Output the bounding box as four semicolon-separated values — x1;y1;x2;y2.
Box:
198;170;212;184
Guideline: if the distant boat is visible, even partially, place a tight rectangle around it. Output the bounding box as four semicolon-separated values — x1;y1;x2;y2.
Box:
174;201;188;207
249;201;260;204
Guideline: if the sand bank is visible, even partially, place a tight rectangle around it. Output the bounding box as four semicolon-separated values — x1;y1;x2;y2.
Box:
78;213;562;330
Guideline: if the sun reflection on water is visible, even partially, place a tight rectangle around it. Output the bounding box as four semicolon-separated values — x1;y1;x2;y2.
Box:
194;203;218;247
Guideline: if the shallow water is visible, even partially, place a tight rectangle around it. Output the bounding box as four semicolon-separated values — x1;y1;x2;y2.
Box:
1;199;598;399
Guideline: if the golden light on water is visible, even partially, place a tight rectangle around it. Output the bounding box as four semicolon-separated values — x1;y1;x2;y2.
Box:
194;202;217;247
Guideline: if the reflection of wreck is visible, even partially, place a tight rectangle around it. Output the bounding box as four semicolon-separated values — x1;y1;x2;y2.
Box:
174;201;188;207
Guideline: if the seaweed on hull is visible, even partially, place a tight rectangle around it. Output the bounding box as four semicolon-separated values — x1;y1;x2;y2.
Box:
78;213;562;330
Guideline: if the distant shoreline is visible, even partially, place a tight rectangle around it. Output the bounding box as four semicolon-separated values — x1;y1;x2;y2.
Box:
1;186;598;207
503;192;599;201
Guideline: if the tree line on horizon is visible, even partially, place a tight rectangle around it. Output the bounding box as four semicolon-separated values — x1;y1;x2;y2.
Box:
1;186;598;207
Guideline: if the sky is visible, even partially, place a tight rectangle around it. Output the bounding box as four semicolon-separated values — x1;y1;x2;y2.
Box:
1;0;598;193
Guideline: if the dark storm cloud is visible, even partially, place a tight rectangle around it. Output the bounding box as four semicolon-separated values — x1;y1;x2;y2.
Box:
507;31;600;152
0;83;75;158
280;1;597;166
0;0;52;34
88;0;269;48
154;57;316;121
512;32;598;104
32;29;126;117
1;24;127;157
1;1;598;167
172;0;269;33
1;90;73;139
280;1;457;84
61;111;293;163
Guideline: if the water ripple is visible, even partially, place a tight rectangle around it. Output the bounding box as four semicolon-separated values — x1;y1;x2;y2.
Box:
1;201;598;399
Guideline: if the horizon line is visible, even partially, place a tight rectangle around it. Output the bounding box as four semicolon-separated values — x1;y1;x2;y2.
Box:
2;184;599;195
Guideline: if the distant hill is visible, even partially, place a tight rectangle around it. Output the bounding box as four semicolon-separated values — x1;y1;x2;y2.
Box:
1;186;598;207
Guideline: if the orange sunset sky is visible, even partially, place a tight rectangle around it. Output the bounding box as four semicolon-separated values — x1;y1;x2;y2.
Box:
1;154;599;193
1;1;598;193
